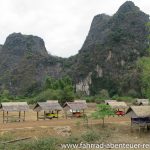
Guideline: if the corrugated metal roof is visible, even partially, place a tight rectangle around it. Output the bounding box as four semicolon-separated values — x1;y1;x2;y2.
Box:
0;102;29;112
33;102;62;112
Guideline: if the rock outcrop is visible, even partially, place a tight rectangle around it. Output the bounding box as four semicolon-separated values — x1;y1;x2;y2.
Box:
65;1;150;96
0;33;63;95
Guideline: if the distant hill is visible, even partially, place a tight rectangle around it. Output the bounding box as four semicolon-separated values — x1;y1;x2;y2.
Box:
63;1;149;96
0;33;63;95
0;1;149;97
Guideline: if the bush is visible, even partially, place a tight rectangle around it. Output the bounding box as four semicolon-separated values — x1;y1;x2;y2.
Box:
99;89;109;99
10;137;58;150
32;89;61;103
127;89;138;98
112;95;135;102
83;96;95;103
81;130;101;142
66;136;81;144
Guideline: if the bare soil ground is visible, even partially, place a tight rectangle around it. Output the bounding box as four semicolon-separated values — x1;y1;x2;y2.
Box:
0;104;149;150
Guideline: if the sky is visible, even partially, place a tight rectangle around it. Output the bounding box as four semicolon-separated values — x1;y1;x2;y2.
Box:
0;0;150;57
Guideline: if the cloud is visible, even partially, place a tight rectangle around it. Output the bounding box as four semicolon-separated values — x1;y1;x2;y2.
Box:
0;0;149;57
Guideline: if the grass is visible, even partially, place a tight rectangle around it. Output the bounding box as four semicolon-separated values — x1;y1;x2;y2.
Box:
0;136;58;150
0;125;112;150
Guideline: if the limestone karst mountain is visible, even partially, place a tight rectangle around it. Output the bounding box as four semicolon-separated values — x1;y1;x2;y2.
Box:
63;1;149;96
0;33;63;95
0;1;149;96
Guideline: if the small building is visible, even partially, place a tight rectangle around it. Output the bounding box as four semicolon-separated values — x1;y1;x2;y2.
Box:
126;106;150;132
74;100;86;103
104;100;117;104
135;99;149;106
0;102;29;123
106;101;128;115
63;101;87;118
33;101;62;120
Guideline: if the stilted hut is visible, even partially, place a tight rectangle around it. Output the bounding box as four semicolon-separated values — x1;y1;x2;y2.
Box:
0;102;29;123
135;99;149;106
63;101;87;118
126;106;150;132
106;101;128;116
33;101;62;121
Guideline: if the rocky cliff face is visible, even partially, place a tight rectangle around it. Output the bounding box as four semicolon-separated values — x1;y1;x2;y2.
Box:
0;33;63;95
64;1;150;96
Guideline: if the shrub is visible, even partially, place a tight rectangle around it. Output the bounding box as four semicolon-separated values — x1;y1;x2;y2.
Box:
66;136;81;144
99;89;110;99
127;89;138;98
81;130;101;142
113;96;134;102
32;89;61;103
16;137;57;150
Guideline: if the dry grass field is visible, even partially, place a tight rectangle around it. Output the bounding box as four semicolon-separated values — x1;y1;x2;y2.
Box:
0;103;150;150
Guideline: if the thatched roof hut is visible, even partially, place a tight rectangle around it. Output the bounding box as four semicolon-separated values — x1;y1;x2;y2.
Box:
136;99;149;106
0;102;29;123
104;100;117;104
74;100;86;103
47;100;58;103
63;101;87;118
63;102;87;111
33;101;62;112
33;101;62;120
106;101;127;109
0;102;29;112
126;106;150;118
126;106;150;132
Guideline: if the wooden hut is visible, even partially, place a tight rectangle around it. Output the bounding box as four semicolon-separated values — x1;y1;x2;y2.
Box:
63;101;87;118
74;100;86;103
33;101;62;120
106;101;128;115
0;102;29;123
126;106;150;132
104;100;117;104
135;99;149;106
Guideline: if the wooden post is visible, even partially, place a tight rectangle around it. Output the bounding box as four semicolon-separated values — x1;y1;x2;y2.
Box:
65;111;67;119
57;111;58;119
23;111;25;121
124;108;125;116
7;111;8;123
3;111;4;123
19;111;21;122
44;111;46;120
131;118;133;132
139;125;141;137
37;112;39;121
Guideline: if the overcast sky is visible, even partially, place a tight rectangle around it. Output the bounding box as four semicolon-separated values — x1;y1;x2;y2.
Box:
0;0;149;57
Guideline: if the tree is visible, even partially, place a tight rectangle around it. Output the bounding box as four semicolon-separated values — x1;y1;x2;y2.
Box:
137;57;150;98
92;104;114;127
137;22;150;98
99;89;110;99
42;76;75;104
